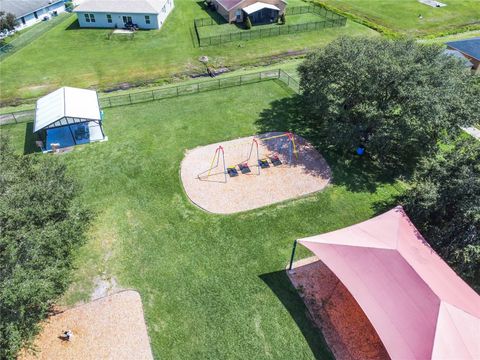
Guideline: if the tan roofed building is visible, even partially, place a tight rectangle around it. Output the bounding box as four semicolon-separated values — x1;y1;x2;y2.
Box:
210;0;286;24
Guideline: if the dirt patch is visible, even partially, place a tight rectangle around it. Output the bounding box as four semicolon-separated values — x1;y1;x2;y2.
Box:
288;257;390;360
90;275;119;301
19;291;153;360
180;133;331;214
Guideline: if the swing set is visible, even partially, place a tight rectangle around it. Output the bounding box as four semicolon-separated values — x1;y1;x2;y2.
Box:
197;132;298;181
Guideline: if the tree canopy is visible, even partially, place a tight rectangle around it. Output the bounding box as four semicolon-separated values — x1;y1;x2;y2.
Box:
298;37;479;172
0;12;17;32
401;136;480;290
0;137;90;359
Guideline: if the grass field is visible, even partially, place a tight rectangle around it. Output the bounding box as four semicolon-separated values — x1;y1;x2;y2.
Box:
0;0;377;104
2;80;402;358
319;0;480;36
197;13;327;37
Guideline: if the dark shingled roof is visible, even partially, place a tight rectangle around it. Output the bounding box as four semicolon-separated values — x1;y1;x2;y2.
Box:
215;0;244;10
0;0;63;18
446;37;480;61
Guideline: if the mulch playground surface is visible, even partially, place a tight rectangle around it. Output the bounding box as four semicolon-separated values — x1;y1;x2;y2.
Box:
181;132;331;214
19;291;153;360
288;257;390;360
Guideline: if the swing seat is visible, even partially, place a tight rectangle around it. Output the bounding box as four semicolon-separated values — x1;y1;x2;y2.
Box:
269;155;282;166
258;159;270;168
227;167;239;177
238;162;251;174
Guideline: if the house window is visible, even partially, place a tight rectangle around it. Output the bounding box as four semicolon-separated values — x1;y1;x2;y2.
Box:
34;11;38;19
84;13;95;23
107;14;112;23
145;15;150;24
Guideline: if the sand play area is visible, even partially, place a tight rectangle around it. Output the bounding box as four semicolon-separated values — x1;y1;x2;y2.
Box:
181;133;331;214
288;257;390;360
19;291;153;360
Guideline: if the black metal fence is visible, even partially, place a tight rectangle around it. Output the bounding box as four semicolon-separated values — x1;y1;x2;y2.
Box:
194;5;346;47
0;69;300;126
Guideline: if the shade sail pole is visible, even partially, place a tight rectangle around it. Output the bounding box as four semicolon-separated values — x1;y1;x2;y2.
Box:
288;240;297;271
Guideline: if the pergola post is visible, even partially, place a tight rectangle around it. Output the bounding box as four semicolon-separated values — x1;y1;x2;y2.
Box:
288;239;297;271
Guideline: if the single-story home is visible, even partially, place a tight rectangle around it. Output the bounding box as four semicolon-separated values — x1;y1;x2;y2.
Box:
34;87;107;152
74;0;174;29
210;0;286;24
1;0;66;30
446;37;480;74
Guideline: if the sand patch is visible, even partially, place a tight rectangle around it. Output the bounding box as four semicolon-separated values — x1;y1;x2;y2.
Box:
288;257;390;360
19;291;153;360
180;133;331;214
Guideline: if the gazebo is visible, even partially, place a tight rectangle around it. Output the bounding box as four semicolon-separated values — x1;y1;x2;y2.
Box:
290;206;480;359
34;87;107;152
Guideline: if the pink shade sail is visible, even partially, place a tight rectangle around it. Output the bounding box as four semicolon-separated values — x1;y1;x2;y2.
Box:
297;206;480;360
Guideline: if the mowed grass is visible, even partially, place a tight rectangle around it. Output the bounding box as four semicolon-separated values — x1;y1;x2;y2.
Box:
2;81;401;359
320;0;480;36
0;0;377;104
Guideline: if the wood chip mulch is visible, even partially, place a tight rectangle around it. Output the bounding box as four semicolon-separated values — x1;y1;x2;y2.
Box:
288;257;390;360
19;290;153;360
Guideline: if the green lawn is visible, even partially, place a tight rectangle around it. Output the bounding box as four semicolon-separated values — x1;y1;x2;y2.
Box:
197;13;327;37
319;0;480;36
2;80;401;359
0;0;377;104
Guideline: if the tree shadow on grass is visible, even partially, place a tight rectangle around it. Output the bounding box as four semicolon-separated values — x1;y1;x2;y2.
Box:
24;122;41;155
195;1;229;25
255;95;397;193
259;270;334;360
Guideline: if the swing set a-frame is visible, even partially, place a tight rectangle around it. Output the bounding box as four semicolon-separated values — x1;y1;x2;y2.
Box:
197;132;298;181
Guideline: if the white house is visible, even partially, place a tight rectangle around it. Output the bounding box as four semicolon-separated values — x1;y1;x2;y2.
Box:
74;0;174;30
1;0;66;30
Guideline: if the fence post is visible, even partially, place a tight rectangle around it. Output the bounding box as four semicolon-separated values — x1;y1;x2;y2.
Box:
128;93;132;104
12;113;17;123
108;98;112;108
278;68;281;79
240;75;242;86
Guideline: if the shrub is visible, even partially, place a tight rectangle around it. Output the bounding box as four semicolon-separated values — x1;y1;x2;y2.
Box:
245;16;252;30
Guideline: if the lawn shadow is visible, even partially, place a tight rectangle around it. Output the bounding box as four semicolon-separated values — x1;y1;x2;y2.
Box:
24;122;40;154
259;270;334;360
195;1;229;25
255;95;397;193
65;20;80;30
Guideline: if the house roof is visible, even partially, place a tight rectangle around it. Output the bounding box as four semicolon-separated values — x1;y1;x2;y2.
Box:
34;87;101;132
446;37;480;61
216;0;285;11
297;207;480;360
243;2;279;14
74;0;166;14
0;0;63;18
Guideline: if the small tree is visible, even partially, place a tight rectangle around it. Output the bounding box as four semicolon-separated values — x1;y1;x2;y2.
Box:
298;37;480;173
245;16;252;30
0;11;17;32
401;137;480;289
64;1;74;12
280;13;286;24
